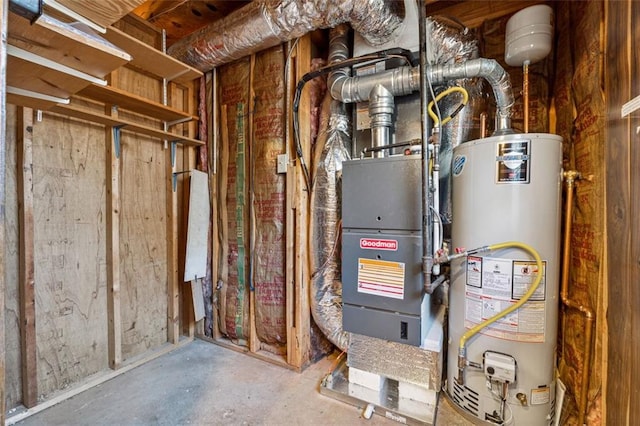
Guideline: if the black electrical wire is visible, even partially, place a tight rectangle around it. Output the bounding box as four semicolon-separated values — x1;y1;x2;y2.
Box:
292;48;415;192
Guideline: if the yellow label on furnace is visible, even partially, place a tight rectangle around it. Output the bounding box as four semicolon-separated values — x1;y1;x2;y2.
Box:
357;258;405;299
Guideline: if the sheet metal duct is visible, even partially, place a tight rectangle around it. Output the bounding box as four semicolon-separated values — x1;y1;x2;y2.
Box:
168;0;404;71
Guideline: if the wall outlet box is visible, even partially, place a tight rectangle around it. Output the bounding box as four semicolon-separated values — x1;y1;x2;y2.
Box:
277;154;288;174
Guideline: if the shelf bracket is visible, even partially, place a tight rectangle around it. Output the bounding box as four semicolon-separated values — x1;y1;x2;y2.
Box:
172;170;191;192
166;116;194;127
112;125;125;159
7;85;69;104
171;141;177;168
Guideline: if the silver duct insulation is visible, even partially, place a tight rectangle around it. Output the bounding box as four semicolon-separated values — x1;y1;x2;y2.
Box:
428;59;514;132
330;58;512;131
168;0;404;72
309;97;351;352
327;17;512;133
427;17;483;225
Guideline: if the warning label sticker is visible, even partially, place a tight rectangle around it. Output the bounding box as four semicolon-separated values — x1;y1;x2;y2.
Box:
357;258;405;299
464;256;547;342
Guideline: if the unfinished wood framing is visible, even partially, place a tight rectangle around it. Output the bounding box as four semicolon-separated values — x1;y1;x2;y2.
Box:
167;140;180;344
247;53;262;354
1;0;8;420
290;35;312;370
207;37;314;370
3;4;203;417
605;0;638;424
208;70;222;341
105;94;122;370
17;107;37;407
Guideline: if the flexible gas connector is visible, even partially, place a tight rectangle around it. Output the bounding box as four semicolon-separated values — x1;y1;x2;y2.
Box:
450;241;543;385
428;86;469;126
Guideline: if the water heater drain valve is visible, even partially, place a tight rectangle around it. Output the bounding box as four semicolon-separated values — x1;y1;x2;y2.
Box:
483;351;517;384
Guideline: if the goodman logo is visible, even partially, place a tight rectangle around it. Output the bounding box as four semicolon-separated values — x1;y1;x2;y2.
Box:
360;238;398;251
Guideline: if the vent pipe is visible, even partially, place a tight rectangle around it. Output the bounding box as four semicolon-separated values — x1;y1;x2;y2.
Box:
168;0;405;72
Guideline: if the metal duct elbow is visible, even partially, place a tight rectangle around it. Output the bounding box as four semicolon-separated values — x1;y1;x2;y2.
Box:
428;58;514;133
168;0;404;71
330;65;420;104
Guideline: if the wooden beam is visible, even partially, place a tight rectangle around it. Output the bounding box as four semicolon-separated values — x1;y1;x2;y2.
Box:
1;0;8;421
605;0;638;424
291;35;312;370
133;0;190;20
209;70;222;341
426;0;546;29
17;107;37;407
105;85;122;369
184;82;197;338
247;54;261;354
284;40;296;366
167;142;180;343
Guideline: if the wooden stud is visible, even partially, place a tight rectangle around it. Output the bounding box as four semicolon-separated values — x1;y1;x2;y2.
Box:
209;70;222;340
184;82;197;339
105;74;123;369
167;144;180;344
247;54;261;354
1;0;8;420
17;107;37;407
291;35;312;370
605;0;638;424
284;42;296;366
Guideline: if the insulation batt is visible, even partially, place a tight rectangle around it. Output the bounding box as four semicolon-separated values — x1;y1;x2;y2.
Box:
168;0;404;71
217;58;251;343
309;97;351;352
251;46;287;350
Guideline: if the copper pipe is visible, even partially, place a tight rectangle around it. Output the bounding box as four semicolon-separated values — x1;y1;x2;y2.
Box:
480;112;487;139
523;62;529;133
561;170;595;426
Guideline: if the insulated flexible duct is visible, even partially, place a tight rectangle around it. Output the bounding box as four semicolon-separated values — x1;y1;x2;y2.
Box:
168;0;405;72
427;17;482;225
309;97;351;352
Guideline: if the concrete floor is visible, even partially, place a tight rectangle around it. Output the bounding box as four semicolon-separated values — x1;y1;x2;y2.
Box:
13;339;472;426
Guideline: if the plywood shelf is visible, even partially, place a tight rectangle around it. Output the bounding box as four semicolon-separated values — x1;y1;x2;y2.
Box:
8;12;131;78
78;84;198;123
103;26;203;84
54;0;146;27
7;52;99;100
50;104;204;146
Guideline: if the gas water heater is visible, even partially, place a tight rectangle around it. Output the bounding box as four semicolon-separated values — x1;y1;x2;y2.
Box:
447;133;562;425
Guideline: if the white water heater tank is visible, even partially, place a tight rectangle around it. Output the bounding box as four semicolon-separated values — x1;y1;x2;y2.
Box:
447;133;562;425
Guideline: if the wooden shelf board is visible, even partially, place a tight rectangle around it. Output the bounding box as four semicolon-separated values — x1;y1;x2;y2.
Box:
78;84;197;122
50;103;204;146
8;12;130;78
7;55;94;99
103;26;202;84
54;0;146;27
